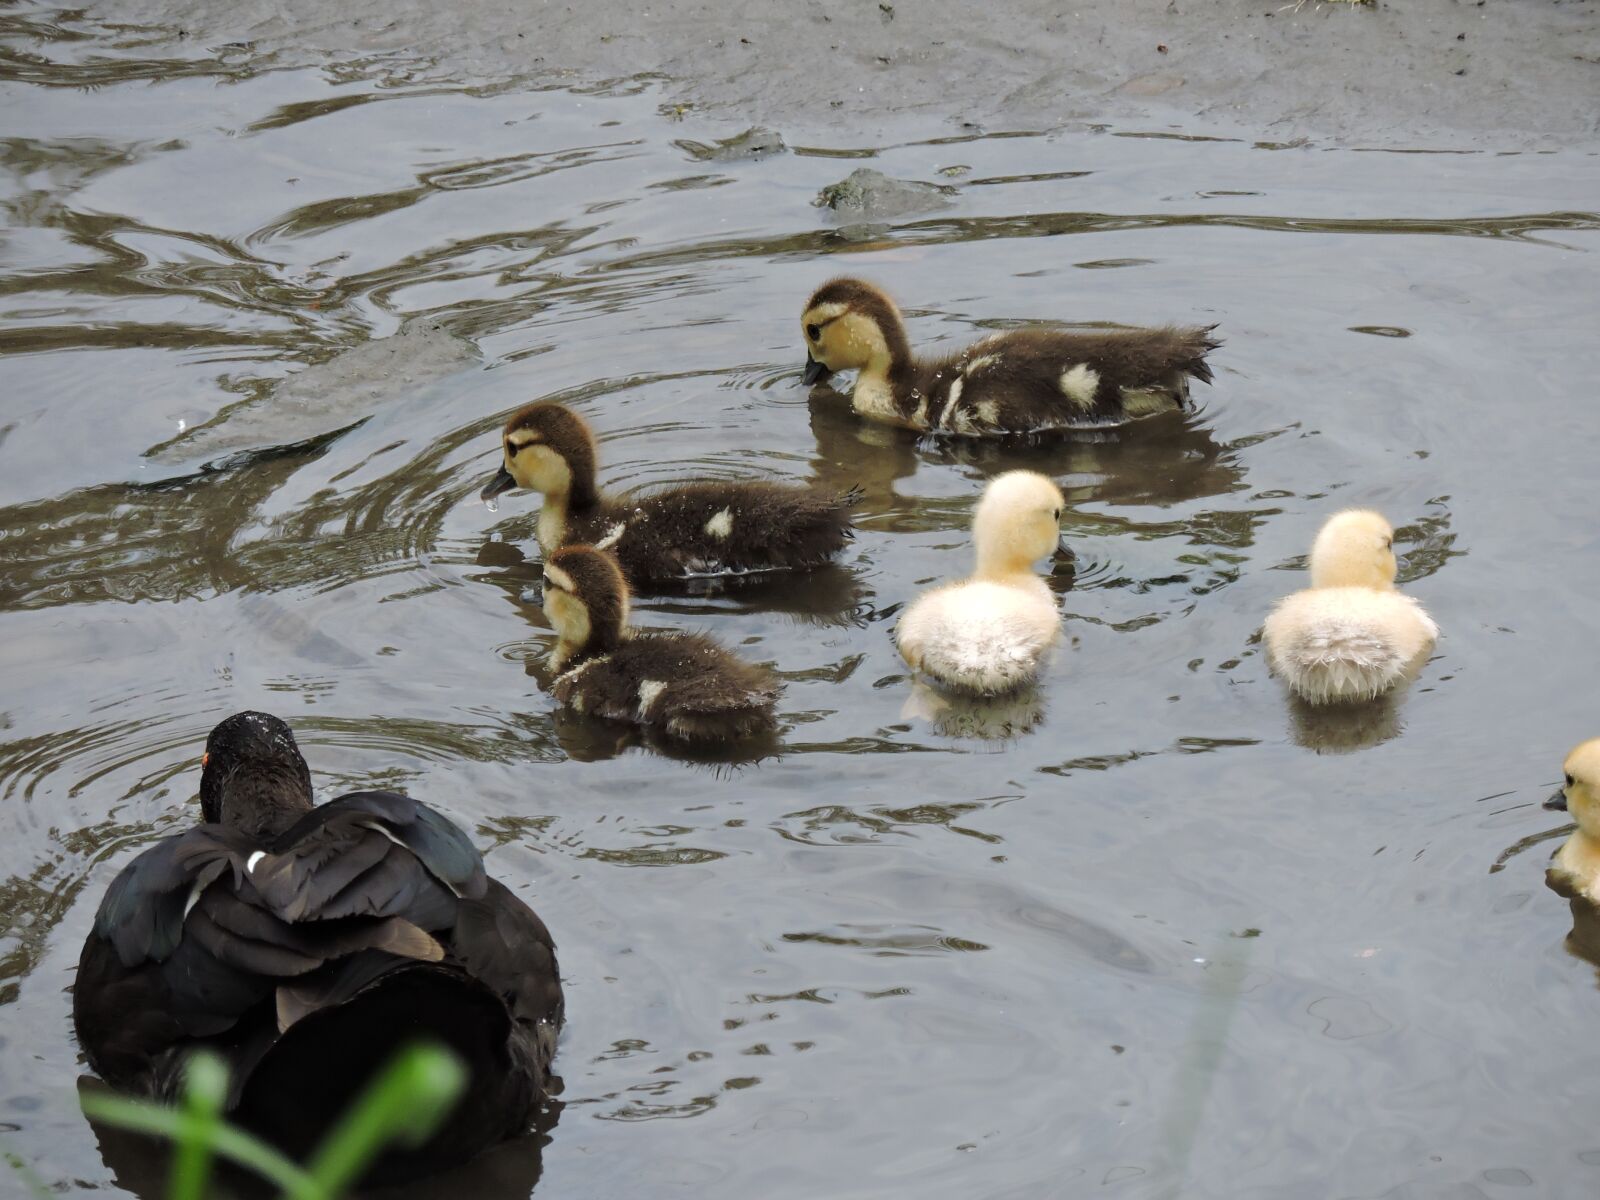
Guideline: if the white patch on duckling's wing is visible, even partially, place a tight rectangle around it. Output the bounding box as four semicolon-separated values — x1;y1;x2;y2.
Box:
595;522;627;550
704;509;733;539
1059;363;1100;410
965;354;998;376
940;378;965;430
637;679;667;718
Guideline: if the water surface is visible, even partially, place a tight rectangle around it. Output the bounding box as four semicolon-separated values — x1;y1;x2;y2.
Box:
4;6;1600;1198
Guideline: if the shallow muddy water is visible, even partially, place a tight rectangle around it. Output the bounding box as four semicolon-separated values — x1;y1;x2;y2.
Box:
4;6;1600;1198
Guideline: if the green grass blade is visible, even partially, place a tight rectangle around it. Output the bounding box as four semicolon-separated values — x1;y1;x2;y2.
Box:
80;1090;317;1197
302;1043;467;1196
1;1143;55;1200
171;1054;228;1200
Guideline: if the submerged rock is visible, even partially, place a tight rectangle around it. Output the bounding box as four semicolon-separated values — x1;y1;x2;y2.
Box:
814;168;954;220
148;317;479;465
675;126;787;161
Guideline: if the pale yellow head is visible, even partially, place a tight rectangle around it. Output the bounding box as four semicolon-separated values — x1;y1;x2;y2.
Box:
1553;739;1600;840
801;277;909;378
1307;509;1397;591
971;470;1065;578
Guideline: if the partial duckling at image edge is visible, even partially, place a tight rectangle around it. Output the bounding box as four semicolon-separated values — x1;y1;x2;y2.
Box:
1545;740;1600;907
1262;509;1438;705
541;544;781;742
800;277;1220;435
896;470;1066;697
72;712;562;1182
481;400;859;585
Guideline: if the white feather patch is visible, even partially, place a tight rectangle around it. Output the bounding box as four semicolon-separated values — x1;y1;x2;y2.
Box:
1059;363;1100;409
704;509;733;539
637;679;667;717
943;378;965;427
965;354;998;375
246;850;267;874
595;522;627;550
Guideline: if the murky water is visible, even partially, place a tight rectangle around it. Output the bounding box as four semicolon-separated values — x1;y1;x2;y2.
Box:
4;5;1600;1197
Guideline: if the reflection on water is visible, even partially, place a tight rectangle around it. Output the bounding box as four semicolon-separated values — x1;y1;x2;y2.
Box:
3;4;1600;1198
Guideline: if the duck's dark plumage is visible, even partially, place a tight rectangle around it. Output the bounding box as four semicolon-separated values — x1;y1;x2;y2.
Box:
482;401;857;587
73;712;562;1180
543;545;781;743
555;632;781;742
571;480;860;584
801;276;1221;435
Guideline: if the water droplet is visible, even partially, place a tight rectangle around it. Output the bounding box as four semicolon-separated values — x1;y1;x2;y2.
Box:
483;497;499;514
176;418;186;432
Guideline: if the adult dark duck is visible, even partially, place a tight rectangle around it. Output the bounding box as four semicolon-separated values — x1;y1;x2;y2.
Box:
72;711;563;1179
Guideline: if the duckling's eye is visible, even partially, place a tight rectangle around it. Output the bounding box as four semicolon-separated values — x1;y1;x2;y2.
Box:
506;441;519;457
1567;773;1576;788
1052;508;1061;520
806;323;821;342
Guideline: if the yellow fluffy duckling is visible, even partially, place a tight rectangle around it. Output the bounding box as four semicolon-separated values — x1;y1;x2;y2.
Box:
800;277;1220;435
1545;740;1600;905
896;471;1066;696
1262;509;1438;705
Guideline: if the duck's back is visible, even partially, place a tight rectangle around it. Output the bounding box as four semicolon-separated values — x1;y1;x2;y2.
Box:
73;792;562;1178
897;577;1060;696
1264;587;1437;703
913;326;1219;435
568;482;855;584
554;633;780;740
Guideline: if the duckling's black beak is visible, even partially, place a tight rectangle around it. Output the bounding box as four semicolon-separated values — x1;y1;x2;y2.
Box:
1546;787;1570;812
481;466;518;502
802;355;832;386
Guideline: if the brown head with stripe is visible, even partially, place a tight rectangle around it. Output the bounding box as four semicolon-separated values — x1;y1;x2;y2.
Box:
543;545;631;669
482;401;601;509
800;277;914;385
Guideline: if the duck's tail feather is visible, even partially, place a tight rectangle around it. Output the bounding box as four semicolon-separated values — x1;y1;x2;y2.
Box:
236;965;532;1180
1177;324;1222;386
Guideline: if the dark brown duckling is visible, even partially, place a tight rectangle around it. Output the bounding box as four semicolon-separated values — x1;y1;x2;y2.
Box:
800;276;1221;435
480;401;858;586
541;545;780;742
72;711;562;1183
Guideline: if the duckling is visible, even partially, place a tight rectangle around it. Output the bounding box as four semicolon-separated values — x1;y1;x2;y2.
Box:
73;711;562;1181
896;471;1066;696
481;401;858;586
541;545;780;742
1545;740;1600;906
1262;509;1438;705
800;277;1221;435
